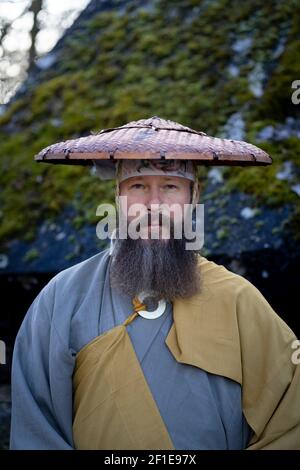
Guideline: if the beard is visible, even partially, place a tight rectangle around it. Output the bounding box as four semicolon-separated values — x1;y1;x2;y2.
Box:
109;224;201;302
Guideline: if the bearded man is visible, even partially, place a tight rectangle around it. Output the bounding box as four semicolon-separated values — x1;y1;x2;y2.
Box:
10;117;300;450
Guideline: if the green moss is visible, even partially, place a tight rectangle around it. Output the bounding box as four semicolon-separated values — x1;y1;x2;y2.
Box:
200;247;212;258
255;220;265;229
23;248;40;263
216;228;230;240
271;226;282;235
0;99;28;126
67;234;76;244
207;206;217;215
212;241;220;249
224;138;300;209
23;229;36;242
253;3;300;121
218;215;238;226
64;252;77;261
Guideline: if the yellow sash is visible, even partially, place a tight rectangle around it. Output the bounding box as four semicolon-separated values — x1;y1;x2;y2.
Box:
73;300;174;450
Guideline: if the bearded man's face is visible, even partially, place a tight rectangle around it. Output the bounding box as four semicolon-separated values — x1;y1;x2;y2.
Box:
110;175;201;302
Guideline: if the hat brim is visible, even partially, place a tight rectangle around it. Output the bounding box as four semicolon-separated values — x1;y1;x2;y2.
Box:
34;117;272;168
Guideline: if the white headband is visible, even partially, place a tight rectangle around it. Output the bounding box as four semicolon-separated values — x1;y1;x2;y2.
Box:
117;159;196;183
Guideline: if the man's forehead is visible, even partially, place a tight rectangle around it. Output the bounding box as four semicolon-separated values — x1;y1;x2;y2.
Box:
122;174;188;183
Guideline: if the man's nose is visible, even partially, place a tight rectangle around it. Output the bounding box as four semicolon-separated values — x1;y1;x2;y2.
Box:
145;187;162;209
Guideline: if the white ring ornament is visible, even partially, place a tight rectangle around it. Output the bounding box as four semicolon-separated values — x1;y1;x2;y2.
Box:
136;292;167;320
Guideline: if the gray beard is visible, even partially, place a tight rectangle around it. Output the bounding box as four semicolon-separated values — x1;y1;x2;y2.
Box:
109;236;201;302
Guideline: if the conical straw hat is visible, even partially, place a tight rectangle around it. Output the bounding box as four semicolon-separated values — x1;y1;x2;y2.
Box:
35;116;272;170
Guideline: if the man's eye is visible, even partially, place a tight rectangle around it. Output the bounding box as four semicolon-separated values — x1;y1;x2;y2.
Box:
130;183;144;189
164;184;178;189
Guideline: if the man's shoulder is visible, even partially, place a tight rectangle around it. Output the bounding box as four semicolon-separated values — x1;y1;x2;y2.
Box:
48;248;111;289
197;255;293;335
198;254;250;298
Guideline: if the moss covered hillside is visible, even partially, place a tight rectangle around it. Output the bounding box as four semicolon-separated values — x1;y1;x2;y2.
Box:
1;0;300;268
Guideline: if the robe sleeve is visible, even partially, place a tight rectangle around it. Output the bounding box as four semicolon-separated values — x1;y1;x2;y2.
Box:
10;279;75;449
236;282;300;449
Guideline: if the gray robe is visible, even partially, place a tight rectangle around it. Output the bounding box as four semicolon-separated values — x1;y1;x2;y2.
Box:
10;249;252;449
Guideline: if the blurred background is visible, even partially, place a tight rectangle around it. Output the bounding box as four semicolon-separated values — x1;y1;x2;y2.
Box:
1;0;300;449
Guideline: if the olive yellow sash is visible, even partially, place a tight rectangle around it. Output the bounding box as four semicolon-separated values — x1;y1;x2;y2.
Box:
73;299;174;450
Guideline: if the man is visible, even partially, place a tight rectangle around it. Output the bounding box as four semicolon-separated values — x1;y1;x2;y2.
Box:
10;117;300;449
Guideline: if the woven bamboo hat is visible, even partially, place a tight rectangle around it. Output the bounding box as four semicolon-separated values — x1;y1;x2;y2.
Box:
35;116;272;175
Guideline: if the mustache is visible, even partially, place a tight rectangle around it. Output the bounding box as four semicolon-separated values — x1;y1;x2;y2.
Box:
128;211;174;227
